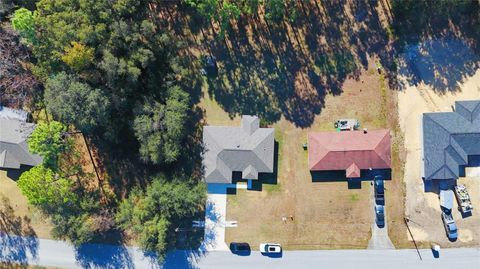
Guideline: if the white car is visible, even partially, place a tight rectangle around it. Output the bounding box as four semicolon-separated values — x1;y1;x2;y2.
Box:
259;243;282;254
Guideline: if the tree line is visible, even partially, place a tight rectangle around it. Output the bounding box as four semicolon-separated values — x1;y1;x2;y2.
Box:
8;0;206;260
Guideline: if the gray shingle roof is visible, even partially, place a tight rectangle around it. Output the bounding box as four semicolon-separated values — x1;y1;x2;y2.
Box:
0;106;29;122
202;115;274;183
422;100;480;180
0;118;42;169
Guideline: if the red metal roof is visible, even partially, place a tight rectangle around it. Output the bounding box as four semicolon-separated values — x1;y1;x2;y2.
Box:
308;130;391;177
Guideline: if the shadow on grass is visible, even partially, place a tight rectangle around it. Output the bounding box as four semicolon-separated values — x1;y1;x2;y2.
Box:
155;0;397;128
392;0;480;92
0;195;38;264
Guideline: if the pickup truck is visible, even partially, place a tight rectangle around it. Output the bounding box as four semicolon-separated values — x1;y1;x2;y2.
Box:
441;212;458;240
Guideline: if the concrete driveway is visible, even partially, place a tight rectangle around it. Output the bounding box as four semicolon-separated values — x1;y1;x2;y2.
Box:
368;184;395;250
200;184;234;251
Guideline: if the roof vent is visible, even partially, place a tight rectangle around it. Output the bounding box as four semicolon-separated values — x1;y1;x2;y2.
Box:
363;128;368;134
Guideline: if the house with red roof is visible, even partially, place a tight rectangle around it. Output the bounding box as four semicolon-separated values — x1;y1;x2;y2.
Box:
308;129;391;178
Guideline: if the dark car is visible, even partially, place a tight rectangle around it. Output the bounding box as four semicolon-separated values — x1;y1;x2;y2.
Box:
230;242;251;255
374;175;385;205
202;55;218;77
375;204;385;228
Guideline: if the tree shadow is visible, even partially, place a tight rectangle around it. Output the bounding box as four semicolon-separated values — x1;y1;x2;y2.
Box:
74;243;138;269
392;0;480;92
162;250;207;269
154;0;397;128
397;38;480;92
0;195;38;265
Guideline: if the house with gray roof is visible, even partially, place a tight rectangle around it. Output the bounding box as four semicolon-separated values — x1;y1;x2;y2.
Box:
422;100;480;181
0;105;29;122
202;115;275;184
0;108;42;169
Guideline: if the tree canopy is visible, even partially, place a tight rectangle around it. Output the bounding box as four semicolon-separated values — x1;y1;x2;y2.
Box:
11;7;36;44
61;42;94;72
133;86;190;164
28;121;69;169
45;72;110;134
10;0;205;255
17;166;75;209
116;175;206;257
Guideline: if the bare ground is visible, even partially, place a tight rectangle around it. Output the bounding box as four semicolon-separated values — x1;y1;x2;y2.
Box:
398;39;480;248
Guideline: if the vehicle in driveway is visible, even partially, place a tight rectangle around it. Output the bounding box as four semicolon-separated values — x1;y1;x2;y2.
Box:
259;243;282;254
229;242;251;255
375;204;385;228
441;212;458;240
374;175;385;205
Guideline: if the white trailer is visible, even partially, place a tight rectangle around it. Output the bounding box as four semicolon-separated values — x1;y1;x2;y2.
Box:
454;184;473;214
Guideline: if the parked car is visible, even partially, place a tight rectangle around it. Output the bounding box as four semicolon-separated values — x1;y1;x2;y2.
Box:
374;175;385;205
259;243;282;254
375;204;385;228
441;212;458;240
202;55;218;77
230;242;251;255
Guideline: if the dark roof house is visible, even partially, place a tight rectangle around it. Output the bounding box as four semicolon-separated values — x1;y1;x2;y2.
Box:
308;129;391;178
0;107;42;169
422;100;480;181
202;115;275;184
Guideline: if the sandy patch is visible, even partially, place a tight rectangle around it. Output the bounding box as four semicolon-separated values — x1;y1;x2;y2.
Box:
458;229;473;243
407;226;429;241
398;38;480;247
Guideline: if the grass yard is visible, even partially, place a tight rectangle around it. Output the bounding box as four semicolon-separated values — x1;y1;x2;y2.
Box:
155;0;411;249
0;133;102;241
199;58;406;249
0;170;52;239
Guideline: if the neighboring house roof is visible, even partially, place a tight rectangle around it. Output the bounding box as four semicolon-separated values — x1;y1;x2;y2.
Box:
422;100;480;180
0;106;29;122
202;115;275;183
308;129;391;178
0;118;42;169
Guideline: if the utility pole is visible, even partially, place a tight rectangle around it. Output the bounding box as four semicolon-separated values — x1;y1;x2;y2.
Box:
404;217;422;260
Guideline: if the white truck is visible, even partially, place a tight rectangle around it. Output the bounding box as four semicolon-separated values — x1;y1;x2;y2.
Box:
454;184;473;214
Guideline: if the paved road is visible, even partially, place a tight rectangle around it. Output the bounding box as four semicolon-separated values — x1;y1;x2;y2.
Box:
1;233;479;269
193;248;480;269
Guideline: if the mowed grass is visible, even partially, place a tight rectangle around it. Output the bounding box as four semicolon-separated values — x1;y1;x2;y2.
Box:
200;60;395;249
